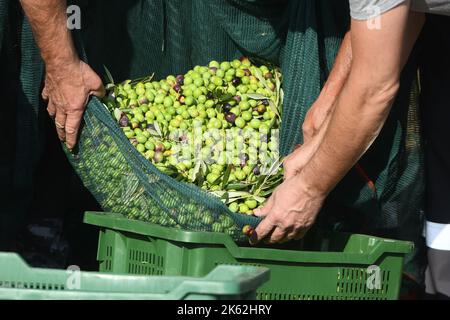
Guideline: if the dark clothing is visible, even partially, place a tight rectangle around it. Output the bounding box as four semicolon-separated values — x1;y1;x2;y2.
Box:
420;14;450;298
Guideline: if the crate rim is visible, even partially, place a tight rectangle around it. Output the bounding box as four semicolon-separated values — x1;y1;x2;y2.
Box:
0;253;270;300
84;211;413;265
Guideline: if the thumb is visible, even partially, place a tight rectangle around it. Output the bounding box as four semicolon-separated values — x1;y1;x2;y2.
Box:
254;195;274;218
81;62;106;98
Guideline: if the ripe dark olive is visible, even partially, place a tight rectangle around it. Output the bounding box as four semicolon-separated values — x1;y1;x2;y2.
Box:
206;92;214;100
240;153;250;162
222;103;232;113
179;134;188;142
225;112;237;124
262;100;270;106
232;77;241;86
119;115;130;127
264;72;273;79
240;153;249;167
173;84;182;93
155;142;165;153
233;95;241;103
253;166;261;176
176;75;184;85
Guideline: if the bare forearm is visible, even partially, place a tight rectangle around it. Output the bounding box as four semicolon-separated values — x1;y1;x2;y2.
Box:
298;6;424;195
319;31;353;104
20;0;77;69
302;31;353;142
301;78;396;194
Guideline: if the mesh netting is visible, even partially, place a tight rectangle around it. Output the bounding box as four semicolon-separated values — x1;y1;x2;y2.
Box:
64;98;261;241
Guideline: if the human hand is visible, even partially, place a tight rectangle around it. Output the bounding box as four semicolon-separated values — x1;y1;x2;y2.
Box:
43;59;105;149
250;175;325;244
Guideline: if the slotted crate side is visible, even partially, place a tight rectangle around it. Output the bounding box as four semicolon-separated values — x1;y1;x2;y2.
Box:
0;253;269;300
95;227;406;300
98;229;183;275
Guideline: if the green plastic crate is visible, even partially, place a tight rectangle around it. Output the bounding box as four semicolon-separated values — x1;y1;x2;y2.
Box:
0;253;269;300
84;212;413;300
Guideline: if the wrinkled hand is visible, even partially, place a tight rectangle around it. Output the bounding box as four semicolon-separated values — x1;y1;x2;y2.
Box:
42;59;105;149
250;175;325;244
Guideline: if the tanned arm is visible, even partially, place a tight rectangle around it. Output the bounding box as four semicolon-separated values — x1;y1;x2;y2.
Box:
253;2;425;244
284;31;353;180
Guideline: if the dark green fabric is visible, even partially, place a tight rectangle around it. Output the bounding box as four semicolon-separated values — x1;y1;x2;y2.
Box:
0;0;44;250
0;0;15;250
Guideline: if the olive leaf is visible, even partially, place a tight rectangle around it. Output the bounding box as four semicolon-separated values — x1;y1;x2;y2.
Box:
129;73;155;85
153;122;163;138
221;164;233;189
191;161;202;183
103;65;115;85
226;183;250;191
201;161;208;177
246;93;268;100
253;68;272;93
113;108;123;122
218;93;234;103
269;100;281;119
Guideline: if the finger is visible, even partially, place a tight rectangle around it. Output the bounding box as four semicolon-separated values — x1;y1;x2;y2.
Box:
253;196;274;218
268;227;287;244
82;63;106;98
65;110;83;150
90;83;106;99
47;99;56;118
263;229;275;245
42;87;49;101
55;110;67;142
293;228;309;241
250;216;276;245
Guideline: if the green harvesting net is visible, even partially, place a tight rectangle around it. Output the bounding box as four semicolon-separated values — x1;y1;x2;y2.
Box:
64;58;284;241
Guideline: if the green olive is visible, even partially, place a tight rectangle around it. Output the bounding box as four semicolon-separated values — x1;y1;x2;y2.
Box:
145;141;155;151
239;203;250;214
235;117;246;129
185;96;195;106
136;143;146;153
250;119;261;130
242;111;253;122
245;199;258;210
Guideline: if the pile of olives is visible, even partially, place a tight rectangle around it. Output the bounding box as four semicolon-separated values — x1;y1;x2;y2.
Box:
102;57;283;235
